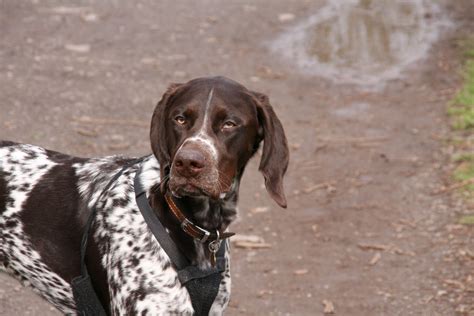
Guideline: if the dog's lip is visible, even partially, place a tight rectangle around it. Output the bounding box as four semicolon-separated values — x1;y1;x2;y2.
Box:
171;183;208;198
169;182;224;200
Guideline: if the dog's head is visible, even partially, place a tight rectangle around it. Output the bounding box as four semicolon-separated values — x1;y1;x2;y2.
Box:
150;76;289;208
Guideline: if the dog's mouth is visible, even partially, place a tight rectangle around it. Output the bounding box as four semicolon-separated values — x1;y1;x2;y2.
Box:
168;177;221;200
170;183;206;198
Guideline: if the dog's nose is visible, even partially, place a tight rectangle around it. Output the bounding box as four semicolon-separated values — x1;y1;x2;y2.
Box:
174;149;206;177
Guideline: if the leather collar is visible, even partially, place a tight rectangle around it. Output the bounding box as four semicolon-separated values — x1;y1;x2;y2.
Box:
164;192;235;243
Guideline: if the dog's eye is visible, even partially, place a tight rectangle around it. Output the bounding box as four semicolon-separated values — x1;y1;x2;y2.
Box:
175;115;186;125
222;121;237;130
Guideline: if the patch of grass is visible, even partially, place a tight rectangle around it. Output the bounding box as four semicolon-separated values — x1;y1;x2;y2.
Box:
453;152;474;163
453;162;474;192
448;39;474;198
448;45;474;129
459;214;474;225
448;59;474;129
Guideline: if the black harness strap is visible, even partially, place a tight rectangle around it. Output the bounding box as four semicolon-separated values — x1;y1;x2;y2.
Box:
72;159;141;316
135;183;189;270
71;159;226;316
134;165;226;316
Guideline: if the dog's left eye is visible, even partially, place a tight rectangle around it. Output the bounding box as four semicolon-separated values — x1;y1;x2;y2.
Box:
222;121;237;130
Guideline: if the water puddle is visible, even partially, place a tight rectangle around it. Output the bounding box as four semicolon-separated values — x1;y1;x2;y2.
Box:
271;0;451;87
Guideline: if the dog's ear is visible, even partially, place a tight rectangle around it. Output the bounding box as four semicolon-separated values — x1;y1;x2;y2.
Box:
150;83;183;174
252;91;289;208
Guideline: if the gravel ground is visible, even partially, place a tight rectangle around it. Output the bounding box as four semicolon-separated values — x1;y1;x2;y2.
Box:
1;0;473;315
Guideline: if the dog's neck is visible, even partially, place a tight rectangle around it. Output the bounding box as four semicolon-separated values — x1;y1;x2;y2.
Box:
149;185;237;268
137;155;238;268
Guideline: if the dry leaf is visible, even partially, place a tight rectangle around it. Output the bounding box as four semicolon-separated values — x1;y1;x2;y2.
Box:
322;300;335;314
293;269;309;275
250;206;269;213
358;243;389;251
278;13;295;22
65;44;91;53
48;6;89;14
444;279;465;289
369;252;381;265
234;241;271;249
75;128;98;137
232;235;271;249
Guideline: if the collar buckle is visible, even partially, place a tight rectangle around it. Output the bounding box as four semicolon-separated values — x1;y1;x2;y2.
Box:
180;218;192;232
200;230;210;243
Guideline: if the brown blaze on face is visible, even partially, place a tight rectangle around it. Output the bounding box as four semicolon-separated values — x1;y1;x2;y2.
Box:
150;76;289;208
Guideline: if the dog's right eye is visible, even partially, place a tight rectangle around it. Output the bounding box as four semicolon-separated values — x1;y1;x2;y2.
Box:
174;115;186;125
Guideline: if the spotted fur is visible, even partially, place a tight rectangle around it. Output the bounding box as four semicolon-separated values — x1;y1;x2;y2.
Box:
0;76;290;316
0;141;231;315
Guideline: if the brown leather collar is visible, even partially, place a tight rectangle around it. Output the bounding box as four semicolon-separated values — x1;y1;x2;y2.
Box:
164;193;235;243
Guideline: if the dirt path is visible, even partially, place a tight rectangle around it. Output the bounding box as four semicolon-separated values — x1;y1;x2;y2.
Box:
1;1;473;315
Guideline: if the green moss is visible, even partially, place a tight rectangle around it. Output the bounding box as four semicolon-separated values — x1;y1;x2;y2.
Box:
459;215;474;225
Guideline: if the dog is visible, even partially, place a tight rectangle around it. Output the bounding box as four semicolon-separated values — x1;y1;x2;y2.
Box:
0;76;289;315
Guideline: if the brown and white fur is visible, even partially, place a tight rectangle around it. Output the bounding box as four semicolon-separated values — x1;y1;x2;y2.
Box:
0;76;289;315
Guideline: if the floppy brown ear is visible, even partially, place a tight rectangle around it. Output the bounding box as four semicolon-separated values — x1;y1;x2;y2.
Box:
252;92;289;208
150;83;183;175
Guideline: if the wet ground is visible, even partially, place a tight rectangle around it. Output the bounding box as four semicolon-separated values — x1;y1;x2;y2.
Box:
1;0;474;315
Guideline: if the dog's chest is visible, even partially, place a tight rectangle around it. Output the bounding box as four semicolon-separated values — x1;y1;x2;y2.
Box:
84;158;231;315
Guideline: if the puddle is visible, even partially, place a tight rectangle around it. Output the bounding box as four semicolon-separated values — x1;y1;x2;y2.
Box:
271;0;451;87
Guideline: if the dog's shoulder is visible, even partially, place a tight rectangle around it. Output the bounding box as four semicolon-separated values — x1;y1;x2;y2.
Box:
88;156;196;314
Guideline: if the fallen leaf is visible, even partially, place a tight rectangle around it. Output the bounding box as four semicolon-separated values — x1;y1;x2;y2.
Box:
257;289;273;298
75;128;98;137
250;206;269;213
256;65;284;79
278;13;295;22
444;279;465;290
303;182;334;194
293;269;309;275
234;241;271;249
232;235;272;249
437;290;448;297
322;300;335;314
369;252;381;266
391;247;416;256
81;12;98;22
358;243;389;251
48;6;90;14
65;44;91;53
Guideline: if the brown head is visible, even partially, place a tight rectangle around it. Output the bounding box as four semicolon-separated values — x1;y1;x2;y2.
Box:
150;76;289;208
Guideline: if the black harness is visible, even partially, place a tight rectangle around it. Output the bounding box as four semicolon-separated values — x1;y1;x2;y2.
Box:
72;161;227;315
